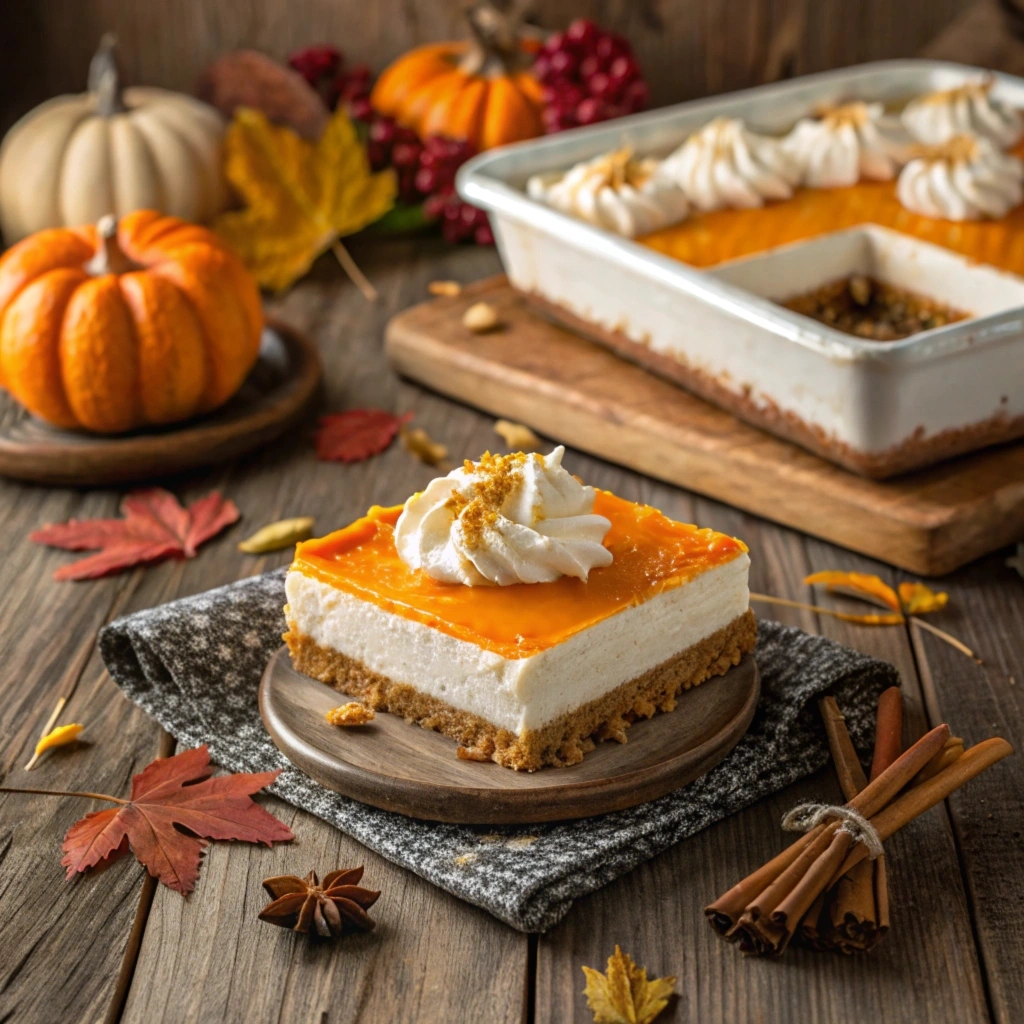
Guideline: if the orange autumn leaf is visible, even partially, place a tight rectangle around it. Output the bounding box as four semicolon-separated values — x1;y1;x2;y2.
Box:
804;571;902;612
898;581;949;615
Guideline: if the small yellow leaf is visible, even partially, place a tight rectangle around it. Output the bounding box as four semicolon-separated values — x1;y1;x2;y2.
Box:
401;426;449;467
34;723;83;758
238;517;315;554
494;419;541;449
805;571;902;612
898;581;949;615
582;946;675;1024
214;106;396;292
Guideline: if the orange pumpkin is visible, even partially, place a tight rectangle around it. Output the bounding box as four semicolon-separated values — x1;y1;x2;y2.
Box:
371;3;544;151
0;210;263;433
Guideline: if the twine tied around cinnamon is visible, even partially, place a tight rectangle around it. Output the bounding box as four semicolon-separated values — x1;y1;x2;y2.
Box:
781;803;884;860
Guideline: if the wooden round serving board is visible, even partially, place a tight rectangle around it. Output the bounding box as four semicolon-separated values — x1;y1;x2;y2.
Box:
259;647;760;824
0;316;322;487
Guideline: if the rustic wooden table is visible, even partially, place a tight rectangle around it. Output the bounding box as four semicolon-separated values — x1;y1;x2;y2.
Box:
0;236;1021;1024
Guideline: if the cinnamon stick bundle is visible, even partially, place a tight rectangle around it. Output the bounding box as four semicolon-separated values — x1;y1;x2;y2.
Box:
706;700;1012;957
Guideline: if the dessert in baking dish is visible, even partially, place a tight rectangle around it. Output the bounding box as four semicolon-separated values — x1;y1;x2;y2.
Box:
284;448;755;770
514;77;1024;477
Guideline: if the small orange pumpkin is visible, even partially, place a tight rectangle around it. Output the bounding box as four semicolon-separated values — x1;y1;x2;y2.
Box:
371;3;544;151
0;210;263;433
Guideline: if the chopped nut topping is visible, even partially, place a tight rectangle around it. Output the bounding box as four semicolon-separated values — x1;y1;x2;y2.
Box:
326;702;375;726
783;275;968;341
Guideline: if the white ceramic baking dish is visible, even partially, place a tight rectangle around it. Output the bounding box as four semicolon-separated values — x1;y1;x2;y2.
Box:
456;60;1024;478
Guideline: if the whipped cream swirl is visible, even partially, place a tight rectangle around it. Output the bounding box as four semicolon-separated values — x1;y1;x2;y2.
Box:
783;102;910;188
526;149;690;238
896;134;1024;221
902;80;1024;150
660;116;802;211
394;447;613;586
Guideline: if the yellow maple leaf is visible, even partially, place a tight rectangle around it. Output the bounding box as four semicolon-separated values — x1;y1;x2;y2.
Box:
804;571;902;613
898;581;949;615
214;106;396;294
582;946;675;1024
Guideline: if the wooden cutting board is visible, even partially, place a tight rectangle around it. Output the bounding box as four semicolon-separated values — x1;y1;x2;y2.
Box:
385;276;1024;577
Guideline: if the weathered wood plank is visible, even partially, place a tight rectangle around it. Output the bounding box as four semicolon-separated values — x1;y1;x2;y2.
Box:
121;796;527;1024
0;481;159;1024
909;552;1024;1024
115;242;533;1023
535;514;992;1024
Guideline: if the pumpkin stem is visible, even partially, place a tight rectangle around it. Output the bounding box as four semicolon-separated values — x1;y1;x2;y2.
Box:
460;1;535;78
90;33;126;116
85;215;141;276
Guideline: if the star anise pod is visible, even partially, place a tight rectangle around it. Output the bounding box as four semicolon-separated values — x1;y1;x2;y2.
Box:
259;867;379;938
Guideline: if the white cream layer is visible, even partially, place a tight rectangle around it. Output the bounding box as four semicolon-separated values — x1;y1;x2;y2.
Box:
285;553;750;737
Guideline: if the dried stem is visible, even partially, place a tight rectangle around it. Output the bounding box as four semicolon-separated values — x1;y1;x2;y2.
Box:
0;786;126;805
24;696;68;771
910;616;982;664
330;238;378;302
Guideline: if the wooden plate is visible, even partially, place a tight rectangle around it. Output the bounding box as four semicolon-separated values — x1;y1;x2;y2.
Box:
259;647;760;824
0;316;322;487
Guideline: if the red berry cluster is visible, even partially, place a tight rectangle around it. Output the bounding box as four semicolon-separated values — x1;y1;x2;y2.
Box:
366;124;493;244
533;19;649;132
287;45;373;121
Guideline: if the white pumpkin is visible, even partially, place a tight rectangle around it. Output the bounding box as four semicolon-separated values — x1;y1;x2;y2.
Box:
0;35;229;243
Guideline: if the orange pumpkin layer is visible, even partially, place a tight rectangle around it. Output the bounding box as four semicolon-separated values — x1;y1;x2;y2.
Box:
0;209;263;433
640;141;1024;273
290;491;748;659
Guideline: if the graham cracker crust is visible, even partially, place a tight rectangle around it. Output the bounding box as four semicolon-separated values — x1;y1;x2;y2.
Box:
283;609;757;771
523;290;1024;479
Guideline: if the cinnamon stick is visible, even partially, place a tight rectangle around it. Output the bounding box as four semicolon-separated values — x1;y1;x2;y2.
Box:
819;696;868;798
829;737;1013;883
913;736;964;785
869;687;903;781
705;826;825;934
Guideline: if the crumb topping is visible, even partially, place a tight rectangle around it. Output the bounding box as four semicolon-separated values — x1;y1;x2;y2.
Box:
920;79;993;107
909;134;981;165
818;101;872;129
446;451;529;550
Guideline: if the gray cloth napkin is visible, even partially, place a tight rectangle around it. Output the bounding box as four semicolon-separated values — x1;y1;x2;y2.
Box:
99;568;898;932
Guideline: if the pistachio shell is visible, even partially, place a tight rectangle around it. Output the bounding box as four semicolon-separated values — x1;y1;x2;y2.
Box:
238;516;315;554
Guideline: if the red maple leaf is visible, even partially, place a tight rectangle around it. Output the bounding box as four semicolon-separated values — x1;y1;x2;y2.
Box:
61;745;293;894
314;408;412;462
30;488;240;581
